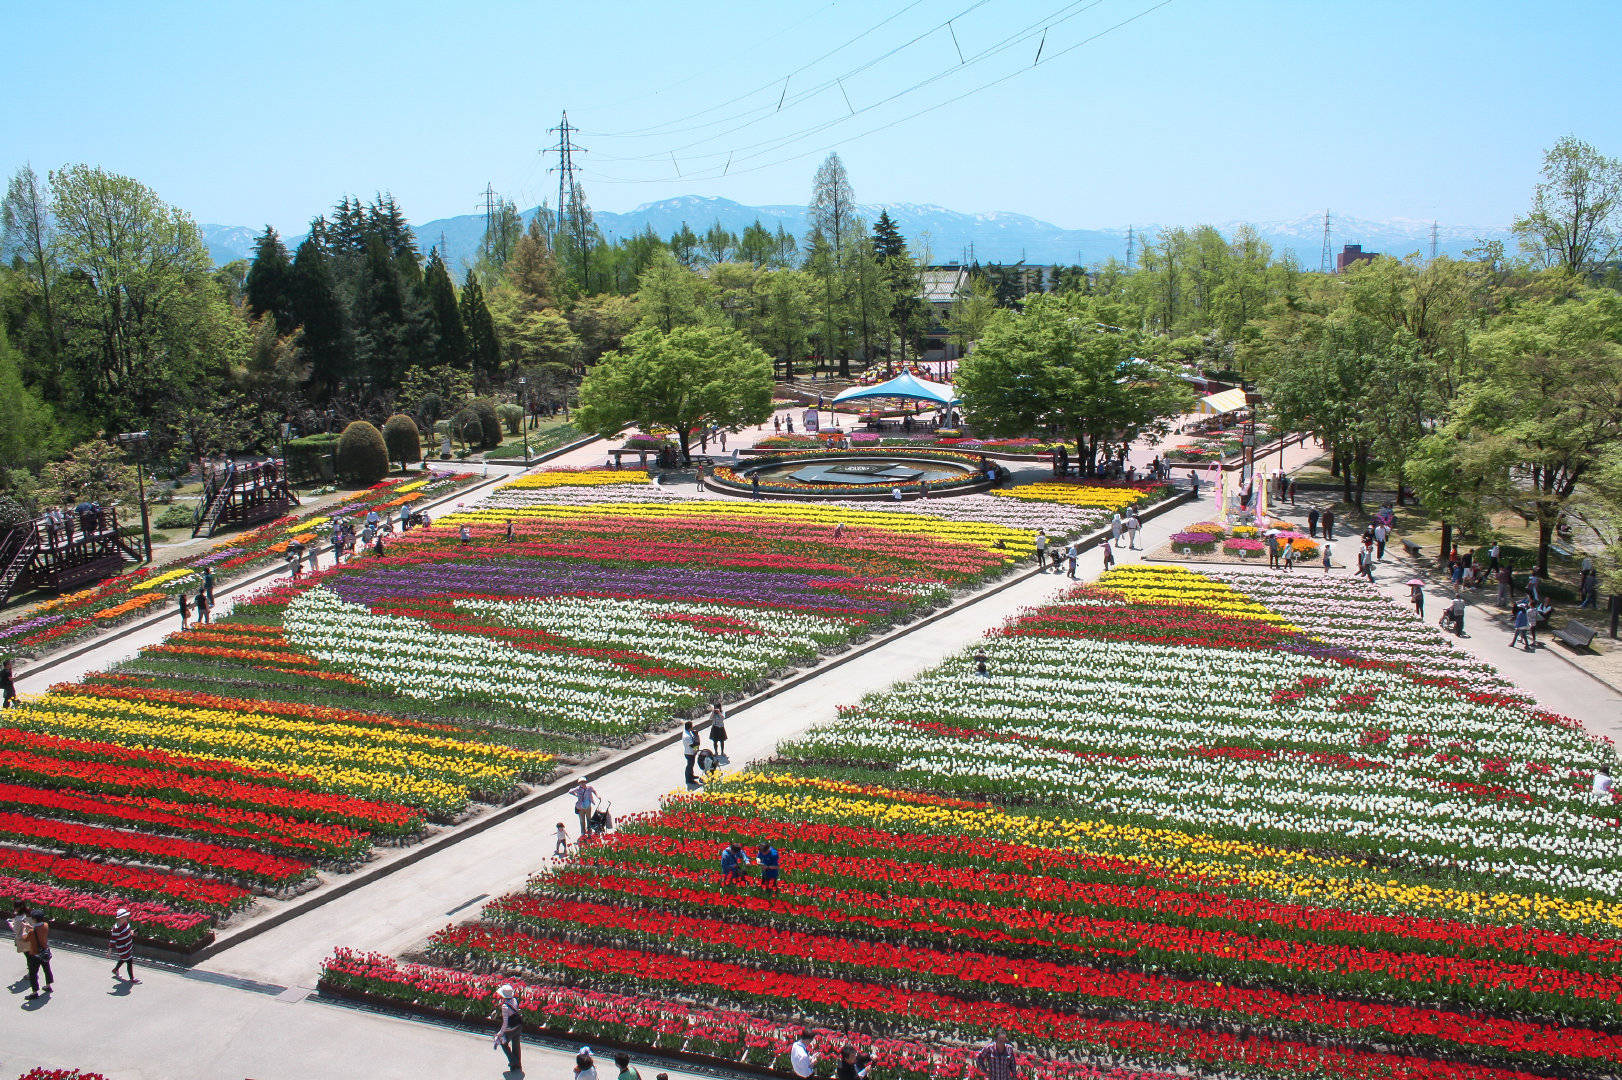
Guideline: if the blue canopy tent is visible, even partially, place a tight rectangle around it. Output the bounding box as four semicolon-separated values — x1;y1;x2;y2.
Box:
829;371;960;409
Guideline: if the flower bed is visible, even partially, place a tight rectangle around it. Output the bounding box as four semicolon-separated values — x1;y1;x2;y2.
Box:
0;472;478;662
712;449;990;498
342;564;1622;1076
990;480;1169;511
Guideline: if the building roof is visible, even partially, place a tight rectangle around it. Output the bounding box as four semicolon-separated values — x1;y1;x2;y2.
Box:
1195;388;1250;416
918;267;969;303
831;371;960;408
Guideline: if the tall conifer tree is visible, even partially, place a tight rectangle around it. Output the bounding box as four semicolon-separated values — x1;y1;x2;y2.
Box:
245;227;297;333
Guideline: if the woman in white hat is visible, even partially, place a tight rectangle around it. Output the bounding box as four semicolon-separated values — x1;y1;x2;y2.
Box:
489;983;523;1073
574;1047;598;1080
110;907;138;984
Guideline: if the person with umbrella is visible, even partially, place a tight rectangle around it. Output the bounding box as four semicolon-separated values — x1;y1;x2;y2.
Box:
1407;579;1425;617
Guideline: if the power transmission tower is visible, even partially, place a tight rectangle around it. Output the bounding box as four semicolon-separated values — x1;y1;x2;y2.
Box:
1125;226;1134;271
543;111;590;284
1319;210;1332;274
480;183;498;261
1430;221;1439;262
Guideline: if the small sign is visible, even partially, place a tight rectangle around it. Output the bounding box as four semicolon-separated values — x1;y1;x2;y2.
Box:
1242;433;1255;447
802;410;820;433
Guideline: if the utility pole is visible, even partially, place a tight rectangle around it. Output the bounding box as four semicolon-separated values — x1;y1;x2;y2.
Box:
1430;220;1439;262
1319;210;1333;274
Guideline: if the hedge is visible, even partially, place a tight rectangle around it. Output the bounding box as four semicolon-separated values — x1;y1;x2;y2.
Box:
335;422;390;484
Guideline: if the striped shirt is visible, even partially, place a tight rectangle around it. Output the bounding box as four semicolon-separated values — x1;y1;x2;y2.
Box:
110;922;134;959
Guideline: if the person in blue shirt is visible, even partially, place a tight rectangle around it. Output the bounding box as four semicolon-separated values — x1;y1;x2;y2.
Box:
719;842;750;885
756;843;781;893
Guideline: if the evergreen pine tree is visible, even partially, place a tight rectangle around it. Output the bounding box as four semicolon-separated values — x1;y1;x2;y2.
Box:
422;249;467;367
460;270;501;379
352;236;412;390
289;237;353;400
669;222;700;269
245;227;297;333
872;210;906;262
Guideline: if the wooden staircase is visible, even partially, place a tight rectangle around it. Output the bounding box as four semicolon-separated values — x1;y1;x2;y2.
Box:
193;460;300;539
0;506;142;608
0;525;40;609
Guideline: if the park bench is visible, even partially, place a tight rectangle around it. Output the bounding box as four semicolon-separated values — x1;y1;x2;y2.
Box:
1400;538;1423;559
1554;620;1598;651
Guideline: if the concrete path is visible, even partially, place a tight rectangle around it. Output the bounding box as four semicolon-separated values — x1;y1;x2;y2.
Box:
2;948;711;1080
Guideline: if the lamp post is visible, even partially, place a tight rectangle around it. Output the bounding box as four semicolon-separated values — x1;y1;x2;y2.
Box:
115;431;152;563
517;377;531;465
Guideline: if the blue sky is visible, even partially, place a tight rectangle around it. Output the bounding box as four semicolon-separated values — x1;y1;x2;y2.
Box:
4;0;1618;233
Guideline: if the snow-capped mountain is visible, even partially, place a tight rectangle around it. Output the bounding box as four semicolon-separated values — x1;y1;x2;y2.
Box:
200;196;1511;270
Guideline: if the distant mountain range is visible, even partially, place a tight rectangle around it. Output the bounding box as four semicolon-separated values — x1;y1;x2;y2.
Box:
201;196;1512;271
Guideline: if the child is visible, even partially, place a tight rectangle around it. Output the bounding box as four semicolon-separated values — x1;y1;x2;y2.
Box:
109;907;138;984
554;822;569;857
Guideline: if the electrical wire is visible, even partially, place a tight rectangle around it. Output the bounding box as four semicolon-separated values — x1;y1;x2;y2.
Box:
590;0;1173;185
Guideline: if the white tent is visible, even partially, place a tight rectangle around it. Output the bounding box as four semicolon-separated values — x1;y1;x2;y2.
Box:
1195;388;1249;416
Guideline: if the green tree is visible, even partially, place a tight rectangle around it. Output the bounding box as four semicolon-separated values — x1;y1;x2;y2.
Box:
946;276;998;357
0;324;61;473
700;223;736;265
763;268;817;380
335;420;390;484
479;197;524;268
421;249;467;368
956;293;1193;471
567;293;639;366
807;152;863;377
382;413;422;469
1512;136;1622;276
669;222;700;269
576;324;772;463
1416;290;1622;576
289;236;353;400
635;253;712;332
1;165;59;371
31;438;137;509
737;220;776;268
459;270;501;379
245;227;297;333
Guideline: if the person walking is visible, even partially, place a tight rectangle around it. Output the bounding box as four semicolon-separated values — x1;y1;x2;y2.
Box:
1446;596;1466;636
11;902;34;990
1358;544;1376;582
554;822;569;857
1510;602;1533;651
1102;542;1115;572
1321;541;1334;574
18;905;52;999
177;591;192;630
1034;530;1049;571
1410;582;1425;618
490;983;524;1073
202;565;216;605
614;1053;641;1080
1488;541;1501;572
708;702;728;760
574;1047;598;1080
791;1031;821;1080
1372;523;1388;560
109;907;139;984
194;587;211;625
1;659;15;709
1266;533;1281;569
1288;478;1297;504
1065;543;1079;580
1110;512;1123;547
682;721;700;786
288;540;304;579
1307;507;1320;538
1321;509;1335;540
757;841;781;893
1497;565;1513;608
1126;513;1141;550
570;777;598;839
1580;567;1599;609
1282;543;1296;572
1526;571;1542;604
974;1028;1019;1080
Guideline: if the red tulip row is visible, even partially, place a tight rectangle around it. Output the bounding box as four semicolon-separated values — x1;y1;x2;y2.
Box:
0;872;213;949
0;782;368;863
420;926;1579;1080
0;728;420;835
319;949;1181;1080
0;843;251;913
469;896;1622;1068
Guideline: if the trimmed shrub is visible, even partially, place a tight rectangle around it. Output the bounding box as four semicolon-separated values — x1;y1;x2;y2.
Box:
451;408;483;450
155;503;197;530
335;421;390;484
416;393;444;427
382;414;422;469
285;433;341;483
470;398;502;449
497;403;524;436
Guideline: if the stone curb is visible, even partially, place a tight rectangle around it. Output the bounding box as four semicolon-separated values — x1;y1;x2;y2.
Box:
188;487;1192;963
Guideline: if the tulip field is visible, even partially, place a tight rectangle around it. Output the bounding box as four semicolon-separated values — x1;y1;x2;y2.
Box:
329;563;1622;1079
2;467;1108;952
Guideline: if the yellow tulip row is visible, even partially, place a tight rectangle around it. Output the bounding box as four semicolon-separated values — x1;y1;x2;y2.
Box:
706;773;1622;932
437;500;1035;556
502;470;650;489
1098;565;1298;629
992;483;1155;510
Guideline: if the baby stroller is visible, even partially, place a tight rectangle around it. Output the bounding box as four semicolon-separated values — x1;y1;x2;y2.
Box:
588;801;614;835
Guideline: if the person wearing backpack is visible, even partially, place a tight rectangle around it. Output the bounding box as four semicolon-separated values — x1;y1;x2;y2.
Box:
12;903;52;999
490;983;523;1072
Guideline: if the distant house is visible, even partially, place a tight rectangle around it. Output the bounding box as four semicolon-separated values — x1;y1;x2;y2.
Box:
919;265;970;361
1336;244;1379;273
